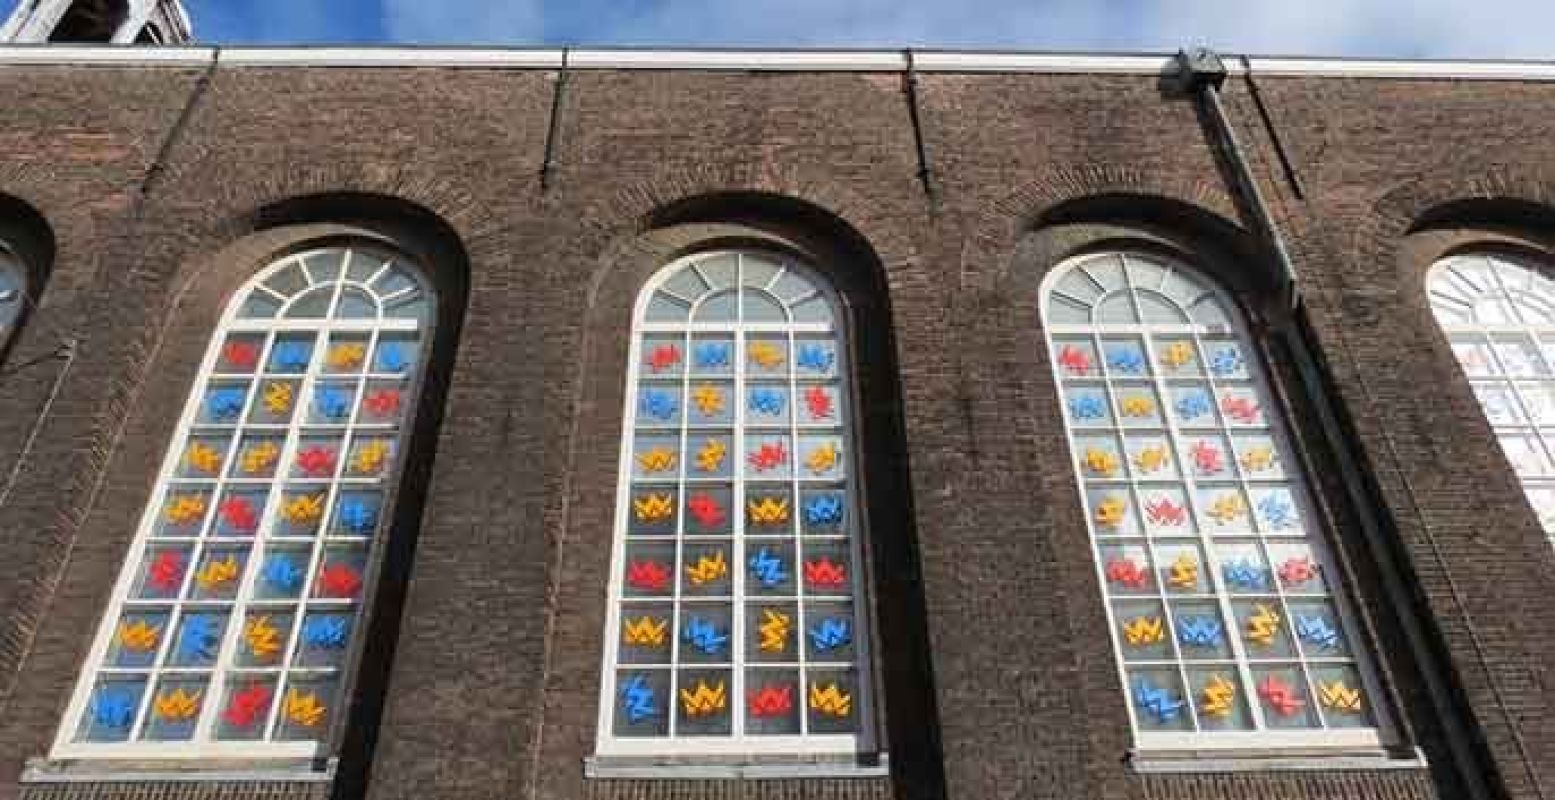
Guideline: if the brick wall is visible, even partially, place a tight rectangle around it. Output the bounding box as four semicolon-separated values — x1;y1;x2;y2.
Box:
0;60;1548;800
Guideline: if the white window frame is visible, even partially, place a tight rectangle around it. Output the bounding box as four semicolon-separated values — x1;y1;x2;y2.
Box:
1041;250;1395;754
593;249;878;761
50;245;434;761
1429;250;1555;548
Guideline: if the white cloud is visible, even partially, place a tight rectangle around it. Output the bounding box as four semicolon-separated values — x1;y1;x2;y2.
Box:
375;0;1555;58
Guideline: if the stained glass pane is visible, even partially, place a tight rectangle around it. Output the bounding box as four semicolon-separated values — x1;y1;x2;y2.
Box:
1044;252;1385;747
56;246;432;758
599;251;869;758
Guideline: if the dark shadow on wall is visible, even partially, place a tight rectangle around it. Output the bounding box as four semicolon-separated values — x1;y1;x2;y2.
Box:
644;193;949;800
249;193;471;800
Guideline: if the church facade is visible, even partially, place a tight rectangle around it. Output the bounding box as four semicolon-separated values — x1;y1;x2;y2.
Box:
0;4;1552;800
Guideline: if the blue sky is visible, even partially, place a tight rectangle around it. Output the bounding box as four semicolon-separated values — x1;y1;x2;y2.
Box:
184;0;1552;58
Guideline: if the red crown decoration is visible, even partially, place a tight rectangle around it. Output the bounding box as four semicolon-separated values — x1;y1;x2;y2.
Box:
222;683;272;728
1144;497;1187;526
295;447;337;478
219;497;258;533
687;493;726;527
221;341;260;370
1057;344;1092;375
1191;441;1223;474
1104;557;1149;589
748;442;787;472
748;684;794;717
317;564;362;598
363;389;402;417
1277;556;1318;586
804;557;848;589
626;560;671;592
148;550;186;592
1220;395;1261;424
647;344;680;372
1257;675;1306;717
804;386;834;420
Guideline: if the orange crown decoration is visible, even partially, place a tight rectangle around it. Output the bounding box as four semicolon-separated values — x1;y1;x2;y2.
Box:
1239;444;1275;473
241;441;281;475
1094;496;1126;528
622;616;668;647
352;440;392;475
636;447;676;473
281;493;326;525
1318;680;1363;714
154;688;202;721
633;493;674;523
1165;552;1199;589
805;443;839;474
804;557;847;589
1133;445;1170;474
1162;341;1195;368
117;619;161;652
327;342;366;370
679;680;727;716
692;385;725;416
1200;675;1237;718
808;683;852;718
263;382;294;415
1084;447;1119;477
695;439;727;472
1123;616;1165;645
1244;604;1282;646
747;341;784;369
243;615;283;660
165;494;208;525
195;555;240;591
185;443;223;474
284;688;328;727
747;497;789;525
758;609;792;652
685;551;728;585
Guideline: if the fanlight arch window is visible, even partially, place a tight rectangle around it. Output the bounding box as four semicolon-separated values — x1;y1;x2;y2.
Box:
0;243;27;345
1043;251;1388;750
596;250;873;759
1429;250;1555;547
54;245;434;759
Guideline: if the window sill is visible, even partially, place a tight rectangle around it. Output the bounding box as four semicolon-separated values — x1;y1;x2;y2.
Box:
1127;746;1427;774
21;756;336;784
585;753;889;780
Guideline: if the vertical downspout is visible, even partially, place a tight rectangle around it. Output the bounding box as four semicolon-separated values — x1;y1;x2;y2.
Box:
1177;48;1496;800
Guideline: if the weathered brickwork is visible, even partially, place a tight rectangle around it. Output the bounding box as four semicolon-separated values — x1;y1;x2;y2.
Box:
0;58;1548;800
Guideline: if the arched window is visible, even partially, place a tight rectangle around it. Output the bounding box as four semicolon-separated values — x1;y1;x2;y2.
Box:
48;0;129;41
53;245;434;759
1429;250;1555;547
595;250;873;760
1043;251;1387;749
0;243;27;345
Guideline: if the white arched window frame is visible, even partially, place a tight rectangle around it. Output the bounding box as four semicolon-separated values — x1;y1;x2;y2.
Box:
52;245;434;760
594;250;876;761
1429;250;1555;548
1042;251;1391;751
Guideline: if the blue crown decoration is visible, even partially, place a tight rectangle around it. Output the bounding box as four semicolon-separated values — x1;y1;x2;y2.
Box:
1257;495;1297;529
176;614;222;663
694;342;731;369
1175;391;1213;420
638;390;679;421
749;548;788;587
1068;394;1107;421
682;617;729;655
206;388;246;421
338;498;378;535
804;495;844;526
808;618;852;652
1132;680;1186;723
748;387;786;415
1107;348;1147;375
314;387;353;420
796;343;834;373
620;675;658;723
91;689;138;729
1176;615;1224;647
302;616;351;649
375;343;410;373
270;341;312;372
262;555;303;592
1209;346;1244;376
1295;614;1340;650
1221;559;1269;591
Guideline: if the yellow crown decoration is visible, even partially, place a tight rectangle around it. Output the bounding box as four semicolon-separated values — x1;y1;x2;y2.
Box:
1120;396;1156;417
185;443;223;474
748;341;784;369
284;688;328;727
1162;342;1195;368
352;440;391;475
327;342;366;370
1239;445;1276;473
685;551;728;585
805;443;839;474
1166;553;1199;590
692;385;725;416
1133;445;1169;474
1208;494;1246;524
1318;680;1363;714
1244;604;1282;646
636;447;677;473
263;382;294;415
747;497;790;524
1084;448;1119;477
679;680;727;716
695;439;727;472
281;493;326;525
241;441;281;475
1200;675;1237;718
117;619;161;652
809;683;852;717
1122;616;1164;645
757;609;791;653
633;493;674;523
1094;496;1126;528
195;555;239;590
243;615;283;660
622;616;668;647
154;688;202;721
164;494;207;525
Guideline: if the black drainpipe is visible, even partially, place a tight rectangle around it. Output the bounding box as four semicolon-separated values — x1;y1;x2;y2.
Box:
1177;47;1496;800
